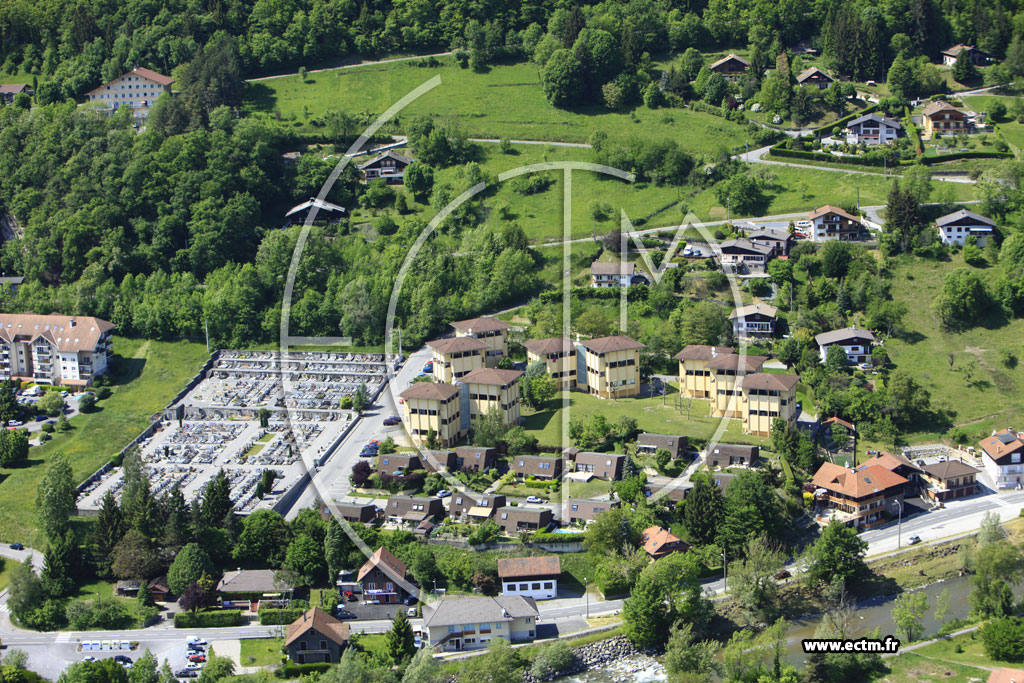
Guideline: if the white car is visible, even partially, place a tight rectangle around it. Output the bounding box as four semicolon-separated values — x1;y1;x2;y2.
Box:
526;496;544;504
407;607;417;617
185;663;203;671
186;636;207;646
7;420;21;426
83;656;96;662
436;490;452;498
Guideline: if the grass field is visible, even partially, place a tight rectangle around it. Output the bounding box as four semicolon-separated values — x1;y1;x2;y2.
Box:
0;337;209;542
911;631;1013;671
564;478;615;500
879;652;990;683
241;638;285;667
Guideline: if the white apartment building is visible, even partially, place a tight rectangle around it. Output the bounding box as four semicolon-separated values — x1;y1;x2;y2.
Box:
85;67;174;120
0;314;115;386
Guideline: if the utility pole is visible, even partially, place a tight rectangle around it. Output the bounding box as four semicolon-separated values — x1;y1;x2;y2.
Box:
893;499;903;548
204;319;210;353
722;548;727;592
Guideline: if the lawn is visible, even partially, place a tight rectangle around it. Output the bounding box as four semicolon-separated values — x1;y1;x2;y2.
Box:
911;631;1015;671
242;443;265;459
879;652;991;683
563;478;615;500
352;633;389;660
0;337;209;542
240;638;285;667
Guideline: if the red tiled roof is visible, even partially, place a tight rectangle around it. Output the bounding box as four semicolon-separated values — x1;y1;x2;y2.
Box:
812;463;908;498
451;316;510;332
809;205;859;222
131;67;173;86
581;335;646;353
400;382;461;401
496;555;561;579
357;546;406;582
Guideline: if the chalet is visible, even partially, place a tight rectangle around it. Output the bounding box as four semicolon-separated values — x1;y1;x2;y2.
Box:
729;303;778;339
452;316;510;367
422;596;539;651
747;228;793;256
147;576;171;602
978;429;1024;490
572;452;626;480
357;546;409;605
0;84;31;104
512;455;563;480
815;326;878;364
718;238;773;273
285;197;346;225
497;556;561;601
795;67;834;89
449;492;507;521
812;462;908;530
285;607;349;664
706;444;760;469
455;445;498;472
358;150;414;184
707;353;768;419
845;113;902;146
859;451;923;496
376;452;425;478
808;205;864;242
922;100;970;137
709;54;749;80
523;337;577;389
564;498;618;524
495;507;553;533
941;44;992;67
591;261;643;288
580;335;645;399
384;495;444;526
216;569;293;610
84;67;173;119
641;526;690;560
741;372;799;436
920;460;980;502
427;336;488;383
636;433;687;460
936;209;996;247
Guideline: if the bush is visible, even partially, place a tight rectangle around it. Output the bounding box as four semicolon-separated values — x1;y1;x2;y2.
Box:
981;617;1024;662
532;641;576;679
173;610;243;628
276;663;332;678
95;386;112;400
259;608;307;625
530;531;583;543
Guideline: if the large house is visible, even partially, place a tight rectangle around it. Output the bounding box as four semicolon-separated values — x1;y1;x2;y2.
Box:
747;229;793;257
454;445;498;472
572;452;625;480
636;433;687;460
427;337;488;383
741;372;799;436
941;44;992;67
84;67;173;119
978;429;1024;490
422;596;539;652
358;150;413;184
936;209;996;247
216;569;293;611
376;453;426;478
512;455;562;480
522;337;577;389
709;54;749;80
330;502;378;524
495;507;553;533
706;444;759;469
285;607;349;664
0;314;114;387
358;546;410;605
729;303;778;339
399;382;464;448
922;100;970;136
581;335;645;399
497;556;561;601
920;460;980;502
808;205;865;242
718;239;773;273
845;113;902;145
452;316;510;367
795;67;834;89
564;498;619;524
707;353;768;419
0;84;31;104
812;462;908;530
674;345;729;399
815;327;878;364
590;261;641;288
641;526;690;560
462;367;523;426
859;451;922;496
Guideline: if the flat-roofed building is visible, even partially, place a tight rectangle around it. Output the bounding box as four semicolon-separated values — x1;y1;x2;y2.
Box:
572;452;625;480
399;382;464;448
636;433;687;460
452;316;510;367
495;507;553;533
428;337;488;383
581;335;645;399
462;367;523;426
564;498;619;524
523;337;577;389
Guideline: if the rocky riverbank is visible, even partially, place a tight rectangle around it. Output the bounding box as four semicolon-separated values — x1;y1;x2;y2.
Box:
524;636;662;682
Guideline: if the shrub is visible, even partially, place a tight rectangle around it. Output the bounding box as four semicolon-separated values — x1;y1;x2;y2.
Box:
276;663;332;678
173;610;243;628
981;617;1024;662
95;386;111;400
259;608;307;625
530;531;583;543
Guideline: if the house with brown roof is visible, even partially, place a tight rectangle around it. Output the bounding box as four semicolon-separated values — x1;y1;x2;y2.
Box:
0;84;32;104
147;576;171;602
642;526;690;560
84;67;173;120
523;337;577;389
706;444;760;469
796;67;834;89
707;353;768;419
987;667;1024;683
357;547;410;604
808;205;865;242
941;44;992;67
811;462;908;529
979;429;1024;489
920;460;980;502
922;100;970;137
858;451;922;495
497;556;561;600
454;445;498;472
674;345;730;398
513;455;563;480
729;303;778;339
581;335;645;399
572;452;626;480
449;492;507;521
399;381;464;448
636;433;687;460
709;54;749;80
564;498;619;524
496;507;553;533
428;336;488;383
0;314;115;386
452;316;510;367
286;607;349;664
462;367;523;426
358;149;413;184
326;502;378;524
384;495;444;527
376;452;426;478
741;372;799;436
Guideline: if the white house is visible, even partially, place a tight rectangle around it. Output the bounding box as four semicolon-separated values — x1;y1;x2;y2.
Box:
590;261;641;287
421;596;539;652
729;303;778;338
845;113;902;145
814;326;878;364
978;429;1024;490
84;67;173;120
718;239;773;273
496;556;560;601
936;209;996;247
0;314;115;386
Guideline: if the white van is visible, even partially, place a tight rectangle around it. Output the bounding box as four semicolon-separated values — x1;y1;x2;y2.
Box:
101;641;110;650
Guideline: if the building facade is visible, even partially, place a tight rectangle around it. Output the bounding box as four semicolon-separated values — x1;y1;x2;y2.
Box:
674;345;729;398
512;455;563;480
522;337;577;389
741;372;799;437
979;429;1024;489
809;205;865;242
920;460;980;502
358;150;413;184
422;596;539;652
0;314;115;387
729;303;778;338
845;114;902;145
922;101;970;136
452;316;510;367
812;462;907;530
497;556;561;601
718;239;773;273
357;547;410;604
462;368;523;426
936;209;996;247
84;67;173;119
815;327;878;364
709;54;749;80
285;608;349;664
581;335;645;399
399;382;464;448
707;353;768;419
428;337;488;383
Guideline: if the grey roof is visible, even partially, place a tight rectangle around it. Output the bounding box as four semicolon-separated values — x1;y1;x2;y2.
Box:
814;327;878;347
422;595;538;627
935;209;995;227
847;113;902;130
216;569;292;593
921;460;979;479
748;229;790;241
729;303;778;320
636;433;683;450
358;149;414;169
720;239;772;255
591;260;636;276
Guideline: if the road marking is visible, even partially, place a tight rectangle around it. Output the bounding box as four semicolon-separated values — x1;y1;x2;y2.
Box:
55;632;72;643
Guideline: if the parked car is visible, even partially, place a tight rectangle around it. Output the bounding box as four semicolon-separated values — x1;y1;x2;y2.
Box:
114;655;133;669
342;590;358;601
187;654;206;663
184;663;202;671
83;656;96;662
175;670;199;679
8;420;22;427
8;543;23;550
414;635;422;649
907;535;922;545
422;364;433;373
407;607;418;617
187;645;205;653
436;490;452;498
359;448;376;457
335;609;357;620
404;595;417;606
383;416;401;426
186;637;207;646
773;569;791;580
525;496;544;504
34;414;47;422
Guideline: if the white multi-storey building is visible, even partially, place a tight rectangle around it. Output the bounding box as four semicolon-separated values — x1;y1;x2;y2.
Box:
979;429;1024;490
85;67;173;120
0;314;114;386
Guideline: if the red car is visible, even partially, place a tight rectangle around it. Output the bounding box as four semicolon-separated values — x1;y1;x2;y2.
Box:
773;569;791;580
187;654;206;663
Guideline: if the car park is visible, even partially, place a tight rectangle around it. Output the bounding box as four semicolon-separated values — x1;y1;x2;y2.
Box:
436;490;451;498
526;496;544;504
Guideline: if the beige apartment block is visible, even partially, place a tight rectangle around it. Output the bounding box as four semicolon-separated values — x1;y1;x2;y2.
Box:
707;353;767;418
741;373;799;437
673;345;732;398
399;382;464;448
581;336;645;399
451;316;510;368
427;337;488;383
462;368;523;425
522;337;577;389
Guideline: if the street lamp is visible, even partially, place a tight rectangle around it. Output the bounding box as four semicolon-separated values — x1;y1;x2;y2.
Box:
892;499;904;549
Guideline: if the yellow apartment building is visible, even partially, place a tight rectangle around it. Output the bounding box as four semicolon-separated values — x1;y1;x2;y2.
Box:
427;337;488;383
674;345;732;398
522;337;577;389
462;368;524;425
740;372;799;437
451;316;510;368
399;382;464;448
581;336;645;399
707;353;767;418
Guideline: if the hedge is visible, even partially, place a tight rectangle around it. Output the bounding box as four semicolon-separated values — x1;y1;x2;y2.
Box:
276;663;332;678
259;608;307;625
769;145;890;167
919;150;1015;164
173;610;243;628
530;531;584;543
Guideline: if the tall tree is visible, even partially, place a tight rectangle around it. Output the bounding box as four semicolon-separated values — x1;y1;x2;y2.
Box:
683;476;726;545
41;529;77;598
622;573;669;647
806;519;869;586
891;591;929;643
385;609;416;664
201;469;233;529
35;453;76;539
89;490;124;576
167;543;214;595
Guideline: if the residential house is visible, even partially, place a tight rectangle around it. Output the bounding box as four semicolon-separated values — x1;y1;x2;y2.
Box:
581;335;645;399
707;353;768;419
0;276;24;295
591;261;645;287
428;336;488;383
285;197;346;225
216;569;293;610
978;429;1024;489
572;452;625;480
920;460;980;502
747;229;793;257
384;495;444;527
84;67;173;119
645;482;692;503
452;316;510;367
564;498;619;524
636;433;687;460
729;303;778;339
357;546;410;605
285;607;349;664
358;150;413;184
741;372;799;436
815;326;878;364
709;54;749;80
0;313;114;386
495;507;553;533
449;493;507;521
941;44;992;67
376;453;425;478
0;84;31;104
497;556;561;601
462;367;523;426
808;205;865;242
858;450;922;496
845;113;902;145
523;337;577;389
795;67;834;89
641;526;690;560
322;502;378;524
706;444;760;469
922;100;970;136
718;239;773;273
419;449;460;473
674;345;729;398
454;445;498;472
422;596;539;651
114;580;142;597
811;462;908;530
512;455;563;480
399;382;464;448
147;577;171;602
936;209;996;247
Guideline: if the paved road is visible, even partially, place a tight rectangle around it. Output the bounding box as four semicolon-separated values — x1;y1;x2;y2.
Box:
246;52;454;82
737;145;978;183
